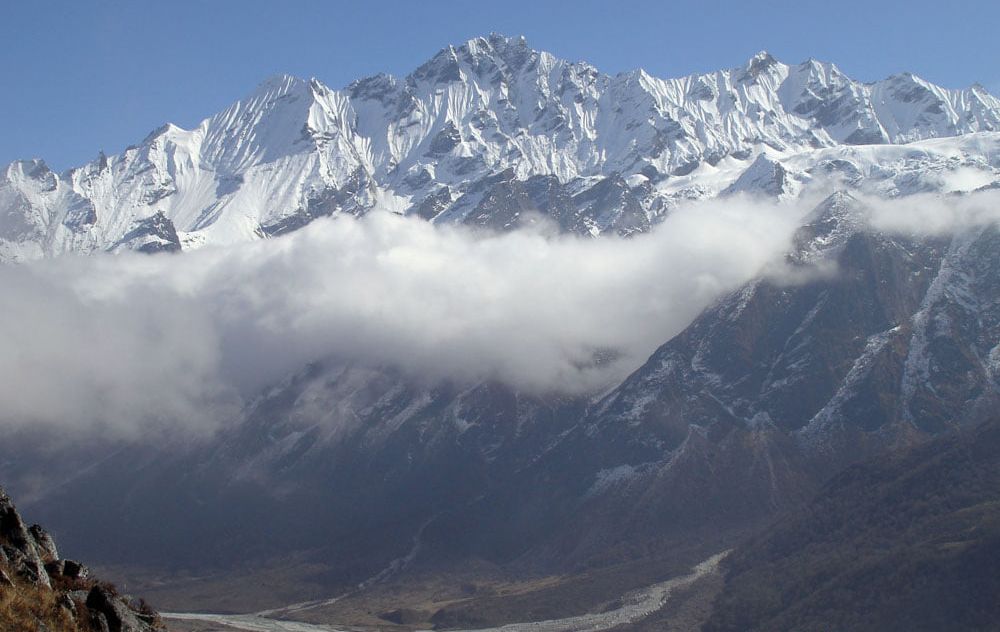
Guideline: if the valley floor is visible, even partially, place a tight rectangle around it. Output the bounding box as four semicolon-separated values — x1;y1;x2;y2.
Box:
162;550;727;632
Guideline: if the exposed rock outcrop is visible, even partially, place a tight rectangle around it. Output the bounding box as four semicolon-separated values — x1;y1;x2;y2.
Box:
0;486;162;632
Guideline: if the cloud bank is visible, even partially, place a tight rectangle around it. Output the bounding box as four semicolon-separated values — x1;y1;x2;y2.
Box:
866;189;1000;235
4;189;996;438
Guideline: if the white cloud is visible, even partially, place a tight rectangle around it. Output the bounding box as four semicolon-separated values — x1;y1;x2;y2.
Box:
865;190;1000;236
16;188;999;438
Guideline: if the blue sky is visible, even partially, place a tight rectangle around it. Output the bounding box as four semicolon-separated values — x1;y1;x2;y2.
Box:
3;0;998;170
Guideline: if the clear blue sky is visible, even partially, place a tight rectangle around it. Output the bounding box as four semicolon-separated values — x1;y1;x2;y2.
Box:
3;0;998;170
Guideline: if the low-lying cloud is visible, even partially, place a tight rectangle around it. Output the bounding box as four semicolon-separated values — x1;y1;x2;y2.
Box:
0;198;806;437
866;189;1000;235
3;188;997;438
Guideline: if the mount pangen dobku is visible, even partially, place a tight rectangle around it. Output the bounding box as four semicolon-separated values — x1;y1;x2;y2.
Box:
2;34;1000;631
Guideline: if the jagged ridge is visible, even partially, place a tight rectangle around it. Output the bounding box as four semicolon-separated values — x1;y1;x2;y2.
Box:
2;34;999;260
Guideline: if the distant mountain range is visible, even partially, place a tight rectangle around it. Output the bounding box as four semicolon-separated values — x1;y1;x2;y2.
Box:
2;35;1000;631
2;33;999;261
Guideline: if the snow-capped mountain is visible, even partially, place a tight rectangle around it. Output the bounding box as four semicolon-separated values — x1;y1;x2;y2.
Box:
5;36;1000;626
3;34;1000;261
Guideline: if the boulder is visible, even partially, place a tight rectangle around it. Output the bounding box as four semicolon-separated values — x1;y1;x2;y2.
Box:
44;559;65;577
63;559;88;579
0;487;50;587
90;611;112;632
43;558;89;581
57;592;77;616
86;585;149;632
29;524;59;561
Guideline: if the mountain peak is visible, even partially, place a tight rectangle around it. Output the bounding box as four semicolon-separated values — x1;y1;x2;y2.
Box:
243;73;323;106
347;72;399;99
408;33;542;85
743;50;782;79
750;50;777;63
253;73;308;94
411;43;463;83
797;56;842;75
970;82;992;96
238;73;334;114
464;32;529;54
883;70;928;86
459;33;539;74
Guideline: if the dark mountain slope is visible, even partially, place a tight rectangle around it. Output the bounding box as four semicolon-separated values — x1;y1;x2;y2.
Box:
705;417;1000;632
440;196;1000;571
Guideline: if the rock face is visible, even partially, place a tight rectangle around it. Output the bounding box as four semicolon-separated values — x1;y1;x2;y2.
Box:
0;487;53;588
0;486;162;632
109;211;182;254
86;585;160;632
